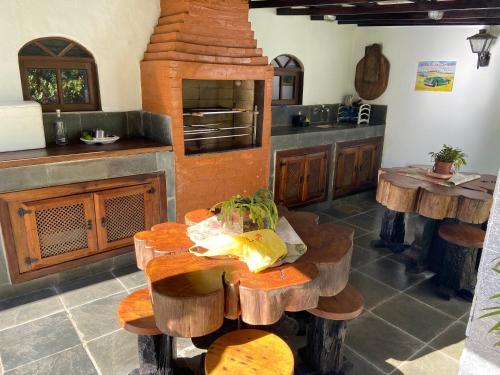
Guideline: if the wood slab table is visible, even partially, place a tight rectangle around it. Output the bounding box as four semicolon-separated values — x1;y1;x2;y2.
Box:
375;167;496;271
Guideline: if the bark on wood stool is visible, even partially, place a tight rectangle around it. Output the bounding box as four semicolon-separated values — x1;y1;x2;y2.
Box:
436;223;486;300
118;288;176;375
204;329;294;375
303;284;364;375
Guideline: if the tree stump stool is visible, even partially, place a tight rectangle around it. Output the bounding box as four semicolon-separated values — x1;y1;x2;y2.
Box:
204;329;294;375
118;288;176;375
303;284;364;375
436;223;486;300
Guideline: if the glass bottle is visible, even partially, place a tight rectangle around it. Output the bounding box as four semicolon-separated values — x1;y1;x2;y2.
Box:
54;109;68;145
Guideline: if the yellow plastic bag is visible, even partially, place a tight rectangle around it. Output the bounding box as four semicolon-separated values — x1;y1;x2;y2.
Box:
189;229;287;273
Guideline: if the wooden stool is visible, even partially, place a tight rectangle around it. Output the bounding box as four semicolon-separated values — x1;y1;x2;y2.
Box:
436;223;486;300
303;284;364;375
204;329;294;375
118;288;176;375
184;209;214;226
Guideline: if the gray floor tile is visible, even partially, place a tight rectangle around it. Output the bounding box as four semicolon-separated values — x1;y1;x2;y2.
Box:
363;205;386;219
349;270;398;309
323;203;362;220
0;312;80;371
337;221;370;239
372;294;455;342
0;288;63;331
5;345;97;375
397;346;460;375
350;245;383;269
344;347;386;375
428;321;467;361
113;265;147;290
406;279;471;319
70;292;126;341
358;258;427;291
87;329;139;375
57;272;125;309
346;311;425;373
342;194;379;212
344;213;383;232
354;232;391;256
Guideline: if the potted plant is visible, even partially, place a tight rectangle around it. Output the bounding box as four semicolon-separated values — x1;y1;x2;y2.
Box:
212;188;279;232
429;144;467;175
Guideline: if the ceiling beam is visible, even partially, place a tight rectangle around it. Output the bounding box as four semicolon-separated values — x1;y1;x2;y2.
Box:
334;8;500;22
276;0;500;16
341;18;500;26
250;0;374;8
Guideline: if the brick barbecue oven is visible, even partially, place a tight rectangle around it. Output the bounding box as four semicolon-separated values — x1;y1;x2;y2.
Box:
141;0;273;221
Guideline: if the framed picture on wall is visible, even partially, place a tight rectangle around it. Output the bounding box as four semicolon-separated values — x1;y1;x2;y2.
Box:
415;61;457;92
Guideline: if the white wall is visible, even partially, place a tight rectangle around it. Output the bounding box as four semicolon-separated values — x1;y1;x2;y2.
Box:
0;0;159;111
250;9;355;105
351;26;500;174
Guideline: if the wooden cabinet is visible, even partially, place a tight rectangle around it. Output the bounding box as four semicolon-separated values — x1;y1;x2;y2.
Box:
0;173;166;283
274;145;330;208
334;137;383;198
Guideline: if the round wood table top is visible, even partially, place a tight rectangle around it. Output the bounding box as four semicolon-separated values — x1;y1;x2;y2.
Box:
377;167;496;224
136;209;354;337
117;288;162;336
308;284;364;321
204;329;294;375
438;224;486;248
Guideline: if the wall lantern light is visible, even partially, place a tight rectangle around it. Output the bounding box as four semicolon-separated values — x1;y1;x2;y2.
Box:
467;29;497;69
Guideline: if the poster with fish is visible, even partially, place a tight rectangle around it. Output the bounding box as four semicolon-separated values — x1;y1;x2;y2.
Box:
415;61;456;92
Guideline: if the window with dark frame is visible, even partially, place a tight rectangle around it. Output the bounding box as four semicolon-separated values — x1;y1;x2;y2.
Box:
271;55;303;106
18;37;100;112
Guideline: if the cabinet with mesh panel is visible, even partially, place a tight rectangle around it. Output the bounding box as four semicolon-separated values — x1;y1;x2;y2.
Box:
0;173;165;282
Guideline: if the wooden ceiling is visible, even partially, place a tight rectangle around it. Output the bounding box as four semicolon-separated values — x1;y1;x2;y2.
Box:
248;1;500;26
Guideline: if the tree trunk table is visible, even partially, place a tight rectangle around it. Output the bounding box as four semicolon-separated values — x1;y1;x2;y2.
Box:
376;168;495;272
135;209;354;337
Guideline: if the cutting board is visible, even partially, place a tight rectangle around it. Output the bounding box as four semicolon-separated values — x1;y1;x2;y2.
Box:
0;101;46;152
355;44;390;100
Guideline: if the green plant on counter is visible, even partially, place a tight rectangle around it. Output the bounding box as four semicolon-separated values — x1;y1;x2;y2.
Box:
212;188;279;230
480;260;500;346
428;144;467;170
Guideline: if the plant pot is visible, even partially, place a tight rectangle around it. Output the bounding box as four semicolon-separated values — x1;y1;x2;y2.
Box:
229;209;270;232
433;161;453;175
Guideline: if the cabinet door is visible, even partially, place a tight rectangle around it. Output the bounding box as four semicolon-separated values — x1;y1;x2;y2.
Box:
18;194;98;272
275;155;306;207
356;143;378;189
94;184;156;251
334;146;358;197
303;151;328;203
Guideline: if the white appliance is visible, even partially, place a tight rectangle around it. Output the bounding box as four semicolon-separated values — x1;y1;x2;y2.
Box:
0;101;46;152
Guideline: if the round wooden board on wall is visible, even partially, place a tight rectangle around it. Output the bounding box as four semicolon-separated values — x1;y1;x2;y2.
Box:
355;44;390;100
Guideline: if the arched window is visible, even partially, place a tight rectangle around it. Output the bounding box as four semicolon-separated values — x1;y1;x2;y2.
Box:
18;37;100;112
271;55;303;105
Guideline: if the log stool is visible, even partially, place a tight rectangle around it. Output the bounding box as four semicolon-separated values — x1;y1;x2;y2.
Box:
204;329;294;375
436;223;486;300
118;288;176;375
303;284;364;375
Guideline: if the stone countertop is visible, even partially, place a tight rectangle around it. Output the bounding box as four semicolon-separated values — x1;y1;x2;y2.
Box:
0;138;173;169
271;123;382;137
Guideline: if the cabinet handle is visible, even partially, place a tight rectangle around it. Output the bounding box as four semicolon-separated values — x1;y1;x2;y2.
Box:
86;220;93;230
101;217;107;227
148;187;156;194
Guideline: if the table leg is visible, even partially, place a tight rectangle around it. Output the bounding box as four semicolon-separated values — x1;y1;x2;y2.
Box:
405;216;438;273
371;208;408;253
136;334;176;375
303;316;347;374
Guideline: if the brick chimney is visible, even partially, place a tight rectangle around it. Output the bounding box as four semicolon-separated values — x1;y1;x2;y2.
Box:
141;0;273;221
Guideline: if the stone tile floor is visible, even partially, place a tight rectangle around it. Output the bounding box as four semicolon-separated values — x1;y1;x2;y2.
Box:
0;191;471;375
